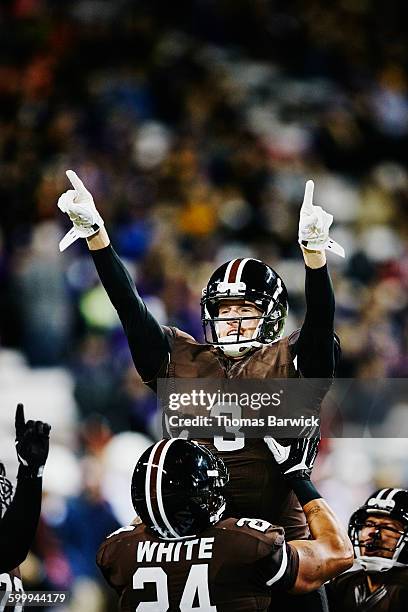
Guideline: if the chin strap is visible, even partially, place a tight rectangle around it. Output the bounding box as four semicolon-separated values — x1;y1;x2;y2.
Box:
358;556;406;572
217;336;259;358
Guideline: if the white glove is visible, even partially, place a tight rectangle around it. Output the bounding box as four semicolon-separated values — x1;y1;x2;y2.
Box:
57;170;104;252
298;180;345;258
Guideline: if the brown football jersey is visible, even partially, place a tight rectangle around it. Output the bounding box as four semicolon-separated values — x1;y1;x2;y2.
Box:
327;567;408;611
163;327;320;540
97;517;299;612
0;568;23;611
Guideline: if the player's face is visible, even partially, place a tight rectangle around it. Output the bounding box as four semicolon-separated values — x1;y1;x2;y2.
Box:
217;300;263;340
359;515;404;559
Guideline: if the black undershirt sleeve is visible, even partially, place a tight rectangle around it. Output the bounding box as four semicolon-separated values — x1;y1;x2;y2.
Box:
0;473;42;573
295;264;336;378
91;245;170;383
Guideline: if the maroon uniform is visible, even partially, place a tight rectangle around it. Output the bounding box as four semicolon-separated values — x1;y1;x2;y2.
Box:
165;326;311;540
327;568;408;611
97;517;299;611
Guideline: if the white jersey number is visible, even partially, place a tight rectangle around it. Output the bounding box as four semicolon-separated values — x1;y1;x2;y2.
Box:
211;403;245;452
133;564;216;611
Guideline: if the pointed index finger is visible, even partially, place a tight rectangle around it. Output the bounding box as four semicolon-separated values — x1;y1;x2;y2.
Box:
301;180;315;213
15;403;25;436
66;170;88;196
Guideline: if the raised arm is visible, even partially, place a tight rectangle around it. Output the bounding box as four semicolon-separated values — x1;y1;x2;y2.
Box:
295;180;342;377
267;437;353;593
0;472;42;572
289;496;353;593
57;171;170;385
0;405;50;573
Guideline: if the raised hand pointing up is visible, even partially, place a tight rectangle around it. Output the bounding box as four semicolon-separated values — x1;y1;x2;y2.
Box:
298;180;345;258
15;403;51;479
57;170;104;251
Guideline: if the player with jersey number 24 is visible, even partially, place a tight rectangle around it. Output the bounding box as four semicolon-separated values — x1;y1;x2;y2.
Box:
97;436;353;611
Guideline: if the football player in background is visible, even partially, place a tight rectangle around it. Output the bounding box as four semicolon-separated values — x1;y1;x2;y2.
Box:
97;437;353;611
58;170;344;611
0;404;51;603
327;488;408;611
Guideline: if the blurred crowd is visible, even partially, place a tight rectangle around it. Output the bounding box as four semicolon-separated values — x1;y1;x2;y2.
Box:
1;0;408;609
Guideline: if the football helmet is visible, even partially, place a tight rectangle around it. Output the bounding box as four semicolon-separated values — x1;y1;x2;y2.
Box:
201;258;288;357
0;463;13;519
349;488;408;571
131;439;229;540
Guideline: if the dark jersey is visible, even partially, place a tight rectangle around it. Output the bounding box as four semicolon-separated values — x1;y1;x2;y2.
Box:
0;568;23;611
91;246;337;612
97;517;299;612
165;326;331;540
327;567;408;611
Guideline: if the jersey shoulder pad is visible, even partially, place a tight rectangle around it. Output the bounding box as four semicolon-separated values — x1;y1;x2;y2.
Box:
97;525;137;565
97;525;144;593
162;326;197;344
216;517;285;558
217;518;298;591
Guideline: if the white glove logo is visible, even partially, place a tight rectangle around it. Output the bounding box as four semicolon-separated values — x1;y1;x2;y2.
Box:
57;170;104;251
298;180;345;258
264;437;290;465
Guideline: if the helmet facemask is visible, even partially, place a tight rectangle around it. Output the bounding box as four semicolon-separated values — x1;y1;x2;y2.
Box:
201;275;288;358
206;309;286;358
349;490;408;572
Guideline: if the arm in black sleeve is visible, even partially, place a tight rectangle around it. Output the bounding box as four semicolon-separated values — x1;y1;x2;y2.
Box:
91;245;170;383
295;264;336;378
0;471;42;573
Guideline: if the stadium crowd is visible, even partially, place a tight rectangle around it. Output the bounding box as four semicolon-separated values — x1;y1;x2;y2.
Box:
0;0;408;609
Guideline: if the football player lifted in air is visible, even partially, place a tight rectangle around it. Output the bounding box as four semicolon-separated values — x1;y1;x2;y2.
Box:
58;170;344;611
327;488;408;611
97;437;353;611
0;404;51;602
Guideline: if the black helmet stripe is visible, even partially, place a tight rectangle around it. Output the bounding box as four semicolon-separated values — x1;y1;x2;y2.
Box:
386;488;406;501
145;439;179;538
